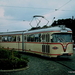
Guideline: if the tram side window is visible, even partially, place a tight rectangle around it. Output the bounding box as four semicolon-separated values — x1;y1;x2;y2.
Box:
24;36;27;42
12;36;16;42
7;36;12;42
27;35;30;42
2;36;16;42
7;36;16;42
27;34;41;42
42;34;46;42
46;34;50;42
2;36;8;42
27;34;35;42
31;34;35;42
42;34;50;42
17;36;20;42
35;34;41;42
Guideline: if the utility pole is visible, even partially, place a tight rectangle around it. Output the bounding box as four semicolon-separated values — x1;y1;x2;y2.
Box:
72;16;74;20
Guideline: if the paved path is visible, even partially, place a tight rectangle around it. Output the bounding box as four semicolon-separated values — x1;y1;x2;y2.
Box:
0;53;74;75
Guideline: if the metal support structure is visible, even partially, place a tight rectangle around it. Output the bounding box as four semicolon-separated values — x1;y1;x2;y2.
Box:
22;32;25;51
29;15;49;28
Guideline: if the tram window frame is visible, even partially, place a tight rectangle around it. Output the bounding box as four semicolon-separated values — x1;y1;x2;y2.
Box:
27;34;41;42
51;33;72;42
27;34;34;42
46;45;50;53
12;36;16;42
2;36;16;42
7;36;12;42
31;34;35;42
46;34;50;42
35;34;41;42
42;34;45;40
42;34;47;42
17;36;20;42
42;34;50;42
24;35;27;42
2;36;8;42
39;34;41;42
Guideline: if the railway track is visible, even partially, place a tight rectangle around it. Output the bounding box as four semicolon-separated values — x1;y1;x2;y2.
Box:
21;52;75;73
51;57;75;71
19;52;75;75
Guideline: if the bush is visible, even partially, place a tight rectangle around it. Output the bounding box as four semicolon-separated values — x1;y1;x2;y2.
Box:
0;57;28;70
0;48;21;59
0;48;29;70
0;48;11;59
22;57;29;62
0;59;13;70
13;51;21;58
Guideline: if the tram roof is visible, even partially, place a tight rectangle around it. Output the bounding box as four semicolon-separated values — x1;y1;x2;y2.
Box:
0;25;72;35
25;26;72;34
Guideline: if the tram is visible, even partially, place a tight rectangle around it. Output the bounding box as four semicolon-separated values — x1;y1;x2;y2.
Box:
0;25;73;57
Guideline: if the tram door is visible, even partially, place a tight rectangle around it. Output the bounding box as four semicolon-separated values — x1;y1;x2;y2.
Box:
23;35;26;52
17;36;21;51
22;34;26;52
42;33;50;56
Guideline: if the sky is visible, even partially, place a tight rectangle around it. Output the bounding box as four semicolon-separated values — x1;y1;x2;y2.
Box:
0;0;75;32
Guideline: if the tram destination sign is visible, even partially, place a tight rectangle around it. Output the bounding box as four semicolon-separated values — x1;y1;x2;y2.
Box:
61;30;68;33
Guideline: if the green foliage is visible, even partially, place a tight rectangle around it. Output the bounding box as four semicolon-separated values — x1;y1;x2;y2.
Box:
0;57;28;70
12;51;21;58
0;59;13;70
0;48;11;59
51;18;75;36
42;25;49;28
21;57;29;62
0;48;29;70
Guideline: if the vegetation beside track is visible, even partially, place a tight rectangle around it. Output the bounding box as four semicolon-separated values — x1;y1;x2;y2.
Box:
0;47;29;70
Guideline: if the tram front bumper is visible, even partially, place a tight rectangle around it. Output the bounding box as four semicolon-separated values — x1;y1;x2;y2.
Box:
60;52;73;56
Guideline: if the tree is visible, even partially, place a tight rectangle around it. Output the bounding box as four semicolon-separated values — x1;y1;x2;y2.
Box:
51;18;75;38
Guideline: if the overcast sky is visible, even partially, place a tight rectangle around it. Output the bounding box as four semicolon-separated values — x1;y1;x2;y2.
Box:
0;0;74;32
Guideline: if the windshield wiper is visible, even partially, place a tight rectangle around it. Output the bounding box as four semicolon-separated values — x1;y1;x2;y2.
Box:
57;37;65;42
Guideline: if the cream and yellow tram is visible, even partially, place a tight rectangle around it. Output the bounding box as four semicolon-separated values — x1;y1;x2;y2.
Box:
0;25;73;57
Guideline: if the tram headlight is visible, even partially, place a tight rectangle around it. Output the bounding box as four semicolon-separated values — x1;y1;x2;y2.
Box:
63;46;66;50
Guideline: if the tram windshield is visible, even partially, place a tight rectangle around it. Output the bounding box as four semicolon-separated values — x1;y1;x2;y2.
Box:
51;33;72;42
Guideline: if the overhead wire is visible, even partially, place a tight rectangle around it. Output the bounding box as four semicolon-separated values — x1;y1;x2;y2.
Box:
0;0;73;12
55;0;72;11
0;0;73;22
0;5;54;10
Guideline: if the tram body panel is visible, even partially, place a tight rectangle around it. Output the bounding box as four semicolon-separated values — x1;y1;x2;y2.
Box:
49;43;73;57
65;43;73;54
25;42;42;53
50;44;62;53
0;42;23;51
0;34;23;51
0;42;18;49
